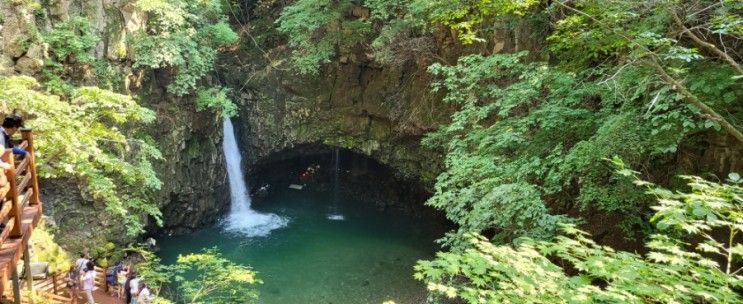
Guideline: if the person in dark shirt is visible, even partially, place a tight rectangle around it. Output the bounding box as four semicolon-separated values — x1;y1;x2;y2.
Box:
125;270;136;304
0;114;26;156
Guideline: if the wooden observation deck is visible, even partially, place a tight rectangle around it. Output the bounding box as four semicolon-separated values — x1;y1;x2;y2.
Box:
0;129;43;304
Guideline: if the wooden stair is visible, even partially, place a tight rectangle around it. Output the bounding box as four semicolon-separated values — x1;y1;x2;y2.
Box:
0;205;42;273
0;129;44;304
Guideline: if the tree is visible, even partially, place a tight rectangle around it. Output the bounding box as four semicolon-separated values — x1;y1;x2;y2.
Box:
415;168;743;303
0;76;162;235
130;0;239;115
548;0;743;144
133;247;261;304
275;0;372;74
168;248;260;304
274;0;742;244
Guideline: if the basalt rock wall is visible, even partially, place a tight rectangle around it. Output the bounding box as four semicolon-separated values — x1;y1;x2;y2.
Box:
225;59;450;185
218;1;541;186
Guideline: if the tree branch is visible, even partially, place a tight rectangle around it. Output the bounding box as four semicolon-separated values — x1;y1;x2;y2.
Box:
555;1;743;145
672;11;743;75
646;58;743;145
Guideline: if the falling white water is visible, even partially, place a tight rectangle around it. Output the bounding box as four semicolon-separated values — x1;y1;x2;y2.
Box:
223;118;288;236
327;148;345;221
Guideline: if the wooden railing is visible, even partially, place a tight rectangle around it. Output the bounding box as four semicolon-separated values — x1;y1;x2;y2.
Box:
0;129;44;304
8;266;113;304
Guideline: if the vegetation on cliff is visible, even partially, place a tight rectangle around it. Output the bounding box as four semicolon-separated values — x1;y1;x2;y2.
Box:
1;0;240;238
416;165;743;303
130;0;239;115
0;1;251;301
275;0;743;302
1;0;741;302
0;76;162;235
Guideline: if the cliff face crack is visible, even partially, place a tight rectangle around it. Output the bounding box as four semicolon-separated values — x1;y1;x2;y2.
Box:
326;69;339;110
357;65;366;105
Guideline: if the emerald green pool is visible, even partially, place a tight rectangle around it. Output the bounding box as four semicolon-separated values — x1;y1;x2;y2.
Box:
157;189;444;304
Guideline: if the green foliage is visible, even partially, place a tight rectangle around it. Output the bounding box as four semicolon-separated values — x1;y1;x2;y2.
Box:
127;247;172;294
330;0;741;246
43;17;98;64
169;248;260;304
407;0;540;44
415;173;743;303
134;247;260;304
21;290;53;304
92;60;124;91
39;17;99;96
29;221;71;273
0;76;163;235
40;61;74;97
276;0;544;69
196;86;237;117
276;0;371;74
130;0;239;96
421;51;688;244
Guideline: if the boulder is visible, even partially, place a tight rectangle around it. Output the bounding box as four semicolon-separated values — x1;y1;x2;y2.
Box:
0;56;15;76
14;56;43;75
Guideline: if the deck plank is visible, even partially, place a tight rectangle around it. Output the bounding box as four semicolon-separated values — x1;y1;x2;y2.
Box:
0;205;41;275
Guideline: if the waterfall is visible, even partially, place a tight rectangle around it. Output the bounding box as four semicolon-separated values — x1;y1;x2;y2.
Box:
223;118;288;236
334;147;340;203
327;148;344;220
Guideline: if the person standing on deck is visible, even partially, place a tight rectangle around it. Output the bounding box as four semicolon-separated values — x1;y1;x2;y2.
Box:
129;272;141;304
137;282;153;304
66;265;80;304
74;251;91;301
117;265;129;299
81;261;97;304
124;270;135;304
0;114;26;156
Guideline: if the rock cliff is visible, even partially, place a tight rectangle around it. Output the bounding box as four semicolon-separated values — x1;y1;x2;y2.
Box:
0;0;228;248
218;13;453;185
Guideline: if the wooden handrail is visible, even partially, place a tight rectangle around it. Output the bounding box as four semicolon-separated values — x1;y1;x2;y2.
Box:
0;129;45;303
19;188;32;209
21;130;40;207
0;220;15;245
0;199;12;222
16;174;30;196
15;158;29;176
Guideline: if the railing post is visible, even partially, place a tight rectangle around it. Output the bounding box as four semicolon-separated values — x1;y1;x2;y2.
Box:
0;269;6;301
11;265;20;304
51;272;58;294
20;129;40;208
23;246;33;295
2;152;22;238
104;268;109;293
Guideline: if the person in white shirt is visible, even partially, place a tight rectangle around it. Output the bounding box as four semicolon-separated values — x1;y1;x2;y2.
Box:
73;253;89;276
81;261;96;304
74;250;90;303
129;275;141;304
137;282;153;304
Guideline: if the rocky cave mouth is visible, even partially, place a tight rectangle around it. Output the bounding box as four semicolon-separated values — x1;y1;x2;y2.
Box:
157;143;452;304
246;143;445;220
